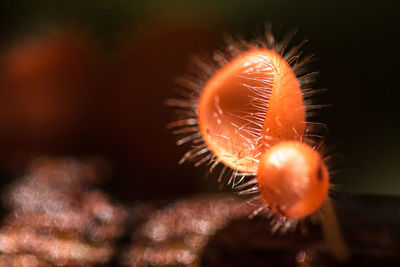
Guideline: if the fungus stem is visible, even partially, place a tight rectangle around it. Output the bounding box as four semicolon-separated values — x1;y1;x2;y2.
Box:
319;198;350;262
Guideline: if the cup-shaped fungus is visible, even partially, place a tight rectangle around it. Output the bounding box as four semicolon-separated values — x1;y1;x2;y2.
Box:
197;49;305;173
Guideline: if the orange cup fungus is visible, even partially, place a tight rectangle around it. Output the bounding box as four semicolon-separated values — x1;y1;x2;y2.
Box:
197;48;305;173
169;32;330;219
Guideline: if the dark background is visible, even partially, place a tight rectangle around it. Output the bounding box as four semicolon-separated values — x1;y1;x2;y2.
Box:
0;0;398;203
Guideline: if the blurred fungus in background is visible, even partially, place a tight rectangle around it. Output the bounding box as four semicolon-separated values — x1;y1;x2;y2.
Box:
0;29;100;165
0;22;223;200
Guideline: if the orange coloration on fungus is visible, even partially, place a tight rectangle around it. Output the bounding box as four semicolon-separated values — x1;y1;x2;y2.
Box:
169;30;348;257
257;141;330;218
169;30;331;221
197;48;305;173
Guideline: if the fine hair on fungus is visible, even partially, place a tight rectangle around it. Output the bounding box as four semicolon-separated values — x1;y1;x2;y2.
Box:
168;25;349;261
167;26;331;224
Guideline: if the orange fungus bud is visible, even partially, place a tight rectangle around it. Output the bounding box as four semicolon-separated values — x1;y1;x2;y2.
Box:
257;141;329;218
